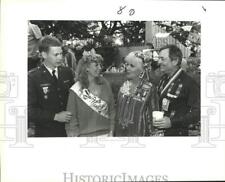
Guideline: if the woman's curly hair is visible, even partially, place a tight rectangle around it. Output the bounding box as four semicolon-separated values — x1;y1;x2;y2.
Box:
76;53;104;89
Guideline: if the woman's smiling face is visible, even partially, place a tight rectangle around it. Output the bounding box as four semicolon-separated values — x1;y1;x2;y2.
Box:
86;61;102;78
125;53;144;80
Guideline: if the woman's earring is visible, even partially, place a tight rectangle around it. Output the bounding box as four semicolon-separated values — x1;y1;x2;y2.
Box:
138;71;145;79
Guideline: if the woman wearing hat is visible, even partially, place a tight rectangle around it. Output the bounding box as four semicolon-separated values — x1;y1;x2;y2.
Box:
65;53;115;137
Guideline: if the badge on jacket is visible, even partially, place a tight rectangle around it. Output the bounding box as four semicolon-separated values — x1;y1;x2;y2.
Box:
162;98;170;111
42;86;49;99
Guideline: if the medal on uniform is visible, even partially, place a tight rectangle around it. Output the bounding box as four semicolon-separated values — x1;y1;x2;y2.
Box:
42;86;49;99
142;90;147;97
167;83;174;93
162;98;170;111
175;84;183;96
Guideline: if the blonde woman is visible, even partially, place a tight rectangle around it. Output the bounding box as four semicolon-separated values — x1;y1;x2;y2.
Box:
66;53;115;137
115;51;159;136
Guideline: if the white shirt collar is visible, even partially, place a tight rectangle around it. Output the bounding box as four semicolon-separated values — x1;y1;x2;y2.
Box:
44;64;58;78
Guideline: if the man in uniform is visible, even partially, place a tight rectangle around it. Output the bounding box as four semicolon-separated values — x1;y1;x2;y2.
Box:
28;36;75;137
154;44;200;136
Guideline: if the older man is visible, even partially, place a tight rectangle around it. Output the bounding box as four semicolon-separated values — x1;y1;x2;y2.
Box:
154;45;200;136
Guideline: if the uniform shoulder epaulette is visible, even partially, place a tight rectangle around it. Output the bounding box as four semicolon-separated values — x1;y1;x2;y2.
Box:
28;67;40;75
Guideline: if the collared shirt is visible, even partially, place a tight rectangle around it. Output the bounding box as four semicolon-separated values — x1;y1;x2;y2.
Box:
44;64;58;79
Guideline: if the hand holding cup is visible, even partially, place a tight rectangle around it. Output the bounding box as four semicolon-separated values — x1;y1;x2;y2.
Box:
152;111;164;123
153;111;171;129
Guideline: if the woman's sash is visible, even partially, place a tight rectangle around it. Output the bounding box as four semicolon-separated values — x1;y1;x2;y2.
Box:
70;82;109;119
160;68;183;97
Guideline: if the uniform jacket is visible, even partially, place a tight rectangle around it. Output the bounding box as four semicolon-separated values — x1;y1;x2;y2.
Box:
158;69;200;136
28;64;74;137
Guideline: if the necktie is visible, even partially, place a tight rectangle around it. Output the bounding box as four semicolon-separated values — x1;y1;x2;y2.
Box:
52;70;58;83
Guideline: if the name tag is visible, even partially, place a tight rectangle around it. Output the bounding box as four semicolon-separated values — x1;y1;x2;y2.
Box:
162;98;170;111
167;93;178;98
